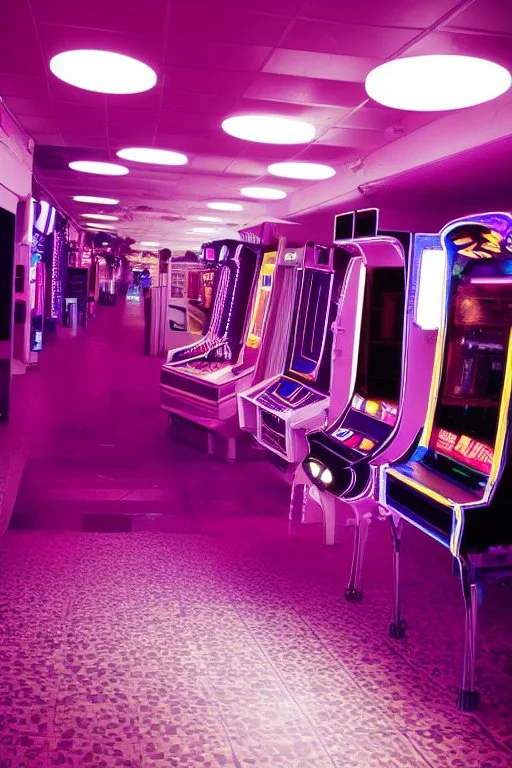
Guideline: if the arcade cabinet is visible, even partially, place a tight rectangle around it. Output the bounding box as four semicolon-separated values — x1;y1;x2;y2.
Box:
160;238;283;458
238;241;351;465
301;235;444;599
380;212;512;711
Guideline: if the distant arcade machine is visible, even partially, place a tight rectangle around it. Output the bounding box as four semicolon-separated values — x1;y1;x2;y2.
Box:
380;212;512;711
166;242;223;351
238;239;352;465
160;237;284;458
301;233;444;596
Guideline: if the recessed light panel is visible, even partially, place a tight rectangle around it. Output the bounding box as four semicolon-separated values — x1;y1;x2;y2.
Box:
207;202;243;211
139;241;160;247
191;227;218;233
365;55;511;111
85;223;116;230
50;50;157;94
69;161;129;176
240;186;287;200
73;195;119;205
268;161;336;180
116;147;188;165
195;216;223;222
80;213;119;221
222;115;315;144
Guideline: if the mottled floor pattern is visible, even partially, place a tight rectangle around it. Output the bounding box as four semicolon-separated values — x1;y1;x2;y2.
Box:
1;300;511;767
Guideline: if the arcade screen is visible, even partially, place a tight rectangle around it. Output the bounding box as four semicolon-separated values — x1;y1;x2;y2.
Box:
246;251;276;351
288;267;333;382
354;208;379;239
331;267;405;453
429;272;512;476
334;212;355;242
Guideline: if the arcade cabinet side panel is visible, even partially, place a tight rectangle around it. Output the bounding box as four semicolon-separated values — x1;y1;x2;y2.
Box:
0;208;16;422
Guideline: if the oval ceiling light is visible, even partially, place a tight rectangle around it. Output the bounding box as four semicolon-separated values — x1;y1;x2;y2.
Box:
365;54;512;111
85;223;116;230
240;186;287;200
116;147;188;166
73;195;119;205
191;227;218;234
195;215;223;222
49;49;157;94
139;241;160;247
222;114;315;144
207;201;243;212
80;213;119;221
69;161;129;176
268;161;336;180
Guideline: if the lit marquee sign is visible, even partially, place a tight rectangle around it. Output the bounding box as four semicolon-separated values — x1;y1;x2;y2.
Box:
432;427;494;475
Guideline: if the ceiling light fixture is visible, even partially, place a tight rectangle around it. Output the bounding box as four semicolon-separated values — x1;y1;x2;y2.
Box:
365;55;512;111
139;241;161;247
195;215;223;222
222;114;315;144
85;223;116;230
268;161;336;180
69;161;129;176
49;49;157;94
116;147;188;166
240;186;287;200
72;195;119;205
80;213;119;221
207;202;243;212
190;227;218;234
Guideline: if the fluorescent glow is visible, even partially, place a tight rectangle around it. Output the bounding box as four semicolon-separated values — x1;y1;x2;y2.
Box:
415;248;445;330
241;186;287;200
222;115;315;144
80;213;119;221
196;216;223;222
365;55;511;111
308;461;321;479
470;277;512;284
320;468;333;485
69;161;128;176
208;202;243;212
49;50;157;95
116;147;188;166
140;241;160;247
85;223;116;230
73;195;119;205
268;162;336;180
191;227;218;233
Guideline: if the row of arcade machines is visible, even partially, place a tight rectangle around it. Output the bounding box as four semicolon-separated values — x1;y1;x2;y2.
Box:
160;211;512;710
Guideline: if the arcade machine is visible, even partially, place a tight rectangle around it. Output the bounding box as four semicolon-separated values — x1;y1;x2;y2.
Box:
238;238;352;465
29;201;57;357
301;231;444;598
160;238;277;457
380;212;512;710
166;245;218;351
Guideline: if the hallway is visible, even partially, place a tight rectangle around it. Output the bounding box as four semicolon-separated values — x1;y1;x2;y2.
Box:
1;300;511;767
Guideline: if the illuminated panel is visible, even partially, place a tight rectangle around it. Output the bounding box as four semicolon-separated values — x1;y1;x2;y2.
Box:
431;427;494;475
246;251;276;349
415;247;445;330
288;269;333;380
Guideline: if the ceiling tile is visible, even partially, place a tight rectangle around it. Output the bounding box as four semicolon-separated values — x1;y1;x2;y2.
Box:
0;73;47;98
244;73;366;109
263;49;378;83
29;0;169;36
446;0;512;35
164;67;255;98
166;40;272;73
281;18;416;59
168;4;290;46
2;96;55;117
298;0;459;28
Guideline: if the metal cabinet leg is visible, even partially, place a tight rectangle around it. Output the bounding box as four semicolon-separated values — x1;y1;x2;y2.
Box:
456;556;480;711
345;508;370;602
389;513;406;639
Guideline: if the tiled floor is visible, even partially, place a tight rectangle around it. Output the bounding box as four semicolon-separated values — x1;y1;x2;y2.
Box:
1;299;511;767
